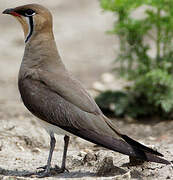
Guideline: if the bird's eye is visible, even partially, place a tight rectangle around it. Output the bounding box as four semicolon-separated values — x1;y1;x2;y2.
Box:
25;9;35;17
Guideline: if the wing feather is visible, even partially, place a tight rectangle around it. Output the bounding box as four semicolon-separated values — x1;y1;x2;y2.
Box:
37;69;102;115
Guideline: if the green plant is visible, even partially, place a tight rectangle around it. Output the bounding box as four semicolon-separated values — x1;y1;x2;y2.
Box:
99;0;173;117
95;90;155;117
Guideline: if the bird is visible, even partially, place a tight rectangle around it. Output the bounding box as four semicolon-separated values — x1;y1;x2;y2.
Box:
2;3;170;177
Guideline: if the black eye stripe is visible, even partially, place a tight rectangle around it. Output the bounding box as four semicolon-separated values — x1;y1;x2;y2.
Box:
16;9;35;17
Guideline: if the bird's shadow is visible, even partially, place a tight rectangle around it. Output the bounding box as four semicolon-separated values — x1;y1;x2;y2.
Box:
0;167;96;178
0;165;129;178
0;167;35;177
0;167;93;178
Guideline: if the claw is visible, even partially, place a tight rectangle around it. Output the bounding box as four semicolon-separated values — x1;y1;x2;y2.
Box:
36;165;69;177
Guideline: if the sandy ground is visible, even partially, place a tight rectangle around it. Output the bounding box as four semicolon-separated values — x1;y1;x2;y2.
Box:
0;0;173;179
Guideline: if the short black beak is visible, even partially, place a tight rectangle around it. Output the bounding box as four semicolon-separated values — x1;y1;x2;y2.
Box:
2;8;14;15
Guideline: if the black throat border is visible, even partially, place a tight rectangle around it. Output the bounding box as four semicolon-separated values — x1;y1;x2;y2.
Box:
25;16;34;43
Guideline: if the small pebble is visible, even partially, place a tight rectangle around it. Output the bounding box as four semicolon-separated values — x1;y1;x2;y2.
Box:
32;147;41;153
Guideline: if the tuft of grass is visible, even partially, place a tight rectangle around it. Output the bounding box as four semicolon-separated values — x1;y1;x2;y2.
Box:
98;0;173;118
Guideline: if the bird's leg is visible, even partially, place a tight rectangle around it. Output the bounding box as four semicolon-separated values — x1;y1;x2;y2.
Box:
37;133;56;177
55;135;70;173
37;135;69;177
61;135;70;171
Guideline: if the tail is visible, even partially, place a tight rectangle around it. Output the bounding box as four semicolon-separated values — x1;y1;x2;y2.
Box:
102;115;164;157
94;115;170;164
60;125;171;165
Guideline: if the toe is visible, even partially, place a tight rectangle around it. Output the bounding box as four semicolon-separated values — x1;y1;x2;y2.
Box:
37;165;47;170
37;170;51;178
54;165;69;173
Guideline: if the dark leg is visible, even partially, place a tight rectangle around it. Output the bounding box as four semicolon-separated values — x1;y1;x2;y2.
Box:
61;135;70;170
55;135;70;173
37;135;70;177
38;133;56;177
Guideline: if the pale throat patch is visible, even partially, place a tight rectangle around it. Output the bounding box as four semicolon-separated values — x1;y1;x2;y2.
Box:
25;16;34;43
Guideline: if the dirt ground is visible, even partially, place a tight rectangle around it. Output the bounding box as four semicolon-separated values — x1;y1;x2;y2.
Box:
0;0;173;179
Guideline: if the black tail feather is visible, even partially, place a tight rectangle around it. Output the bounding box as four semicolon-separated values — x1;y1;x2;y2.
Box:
145;152;170;165
59;126;171;165
121;134;163;157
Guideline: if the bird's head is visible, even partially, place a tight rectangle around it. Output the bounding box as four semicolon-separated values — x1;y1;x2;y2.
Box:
2;4;53;43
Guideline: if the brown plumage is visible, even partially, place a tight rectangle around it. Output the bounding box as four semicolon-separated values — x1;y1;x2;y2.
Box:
3;4;170;177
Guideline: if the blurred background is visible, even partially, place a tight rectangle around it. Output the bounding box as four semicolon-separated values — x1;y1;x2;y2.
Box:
0;0;173;179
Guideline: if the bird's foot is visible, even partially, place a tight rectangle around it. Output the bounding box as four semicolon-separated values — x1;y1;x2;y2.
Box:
37;170;51;178
36;165;69;177
36;165;51;178
54;165;69;173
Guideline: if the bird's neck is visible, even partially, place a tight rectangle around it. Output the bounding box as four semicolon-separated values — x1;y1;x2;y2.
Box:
21;32;65;71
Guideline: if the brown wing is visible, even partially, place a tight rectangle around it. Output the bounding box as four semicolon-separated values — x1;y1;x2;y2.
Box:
36;69;102;115
18;77;115;136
